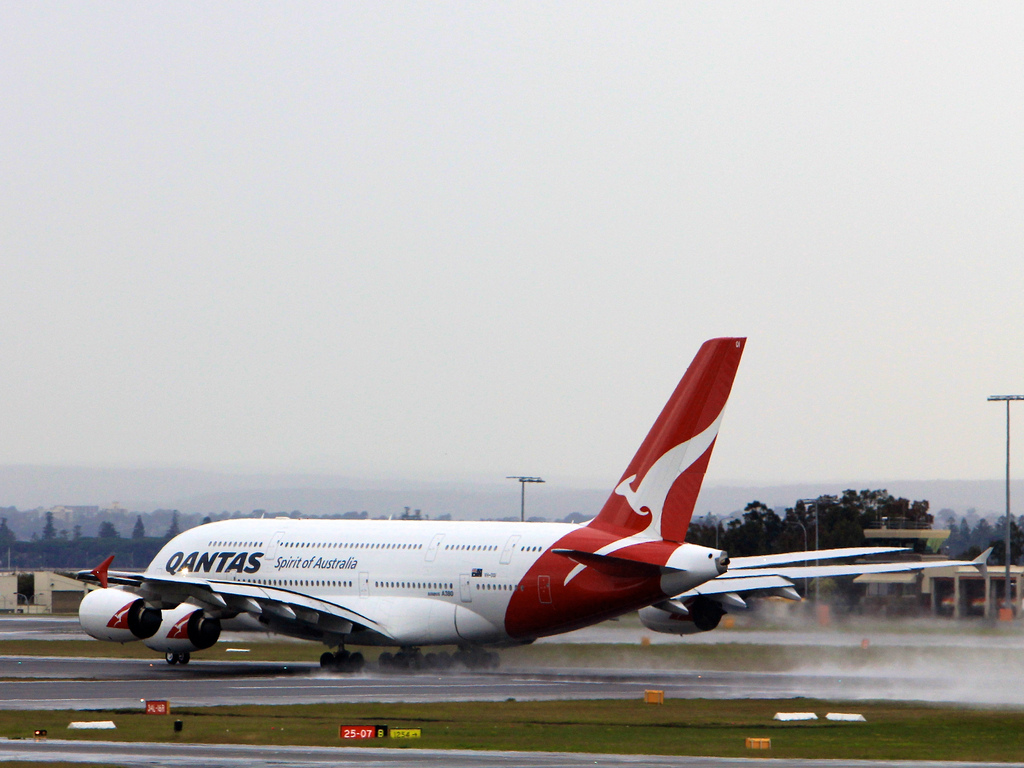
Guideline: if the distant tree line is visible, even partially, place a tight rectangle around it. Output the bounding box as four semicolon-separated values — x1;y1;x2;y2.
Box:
0;511;184;570
0;508;443;570
687;489;934;557
943;513;1024;565
2;489;1022;571
684;488;1024;567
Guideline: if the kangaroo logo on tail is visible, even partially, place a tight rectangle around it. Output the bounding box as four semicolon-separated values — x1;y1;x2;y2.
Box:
589;337;745;543
613;410;725;539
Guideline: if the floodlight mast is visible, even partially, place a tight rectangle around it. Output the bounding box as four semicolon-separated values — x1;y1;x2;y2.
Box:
797;498;822;601
507;476;545;522
988;395;1024;616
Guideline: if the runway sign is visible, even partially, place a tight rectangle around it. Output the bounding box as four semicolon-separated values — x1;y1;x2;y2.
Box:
745;737;771;749
340;725;388;739
390;729;421;739
145;700;169;715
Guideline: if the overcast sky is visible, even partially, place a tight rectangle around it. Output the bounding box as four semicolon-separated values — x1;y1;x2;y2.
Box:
2;3;1024;491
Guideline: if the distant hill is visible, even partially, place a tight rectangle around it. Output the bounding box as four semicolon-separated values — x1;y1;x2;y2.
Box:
0;466;1018;524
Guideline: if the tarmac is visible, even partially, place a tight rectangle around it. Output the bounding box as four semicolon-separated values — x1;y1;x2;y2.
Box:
0;655;968;709
1;740;1023;768
3;614;1024;765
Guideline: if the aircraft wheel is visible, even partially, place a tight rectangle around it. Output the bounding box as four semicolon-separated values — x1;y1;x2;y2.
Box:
392;652;410;670
165;652;178;665
378;652;393;670
320;652;335;669
347;651;364;673
180;652;190;665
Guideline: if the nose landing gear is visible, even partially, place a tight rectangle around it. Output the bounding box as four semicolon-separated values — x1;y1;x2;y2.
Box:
165;651;190;665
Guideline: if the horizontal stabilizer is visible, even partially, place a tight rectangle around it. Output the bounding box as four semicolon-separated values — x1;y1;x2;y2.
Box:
551;548;680;577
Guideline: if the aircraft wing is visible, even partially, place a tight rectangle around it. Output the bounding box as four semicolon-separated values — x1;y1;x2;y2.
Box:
77;567;391;641
716;548;987;585
672;548;991;607
728;546;908;570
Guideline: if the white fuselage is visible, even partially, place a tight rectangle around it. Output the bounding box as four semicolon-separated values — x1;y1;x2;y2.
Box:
151;518;574;644
147;517;724;648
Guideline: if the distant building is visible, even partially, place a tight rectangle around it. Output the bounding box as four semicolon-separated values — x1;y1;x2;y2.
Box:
0;572;16;612
33;571;93;613
862;518;950;553
856;562;1024;619
0;571;93;614
851;518;1017;620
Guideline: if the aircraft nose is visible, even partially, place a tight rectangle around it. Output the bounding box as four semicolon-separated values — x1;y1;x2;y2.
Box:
716;551;730;574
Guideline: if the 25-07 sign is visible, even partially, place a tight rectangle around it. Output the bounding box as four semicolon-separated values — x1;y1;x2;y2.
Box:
340;725;388;739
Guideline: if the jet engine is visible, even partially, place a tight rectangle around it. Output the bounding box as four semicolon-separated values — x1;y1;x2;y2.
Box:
142;603;221;655
638;595;726;635
79;588;162;642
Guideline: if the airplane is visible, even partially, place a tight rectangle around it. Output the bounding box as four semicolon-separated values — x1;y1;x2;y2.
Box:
76;337;985;671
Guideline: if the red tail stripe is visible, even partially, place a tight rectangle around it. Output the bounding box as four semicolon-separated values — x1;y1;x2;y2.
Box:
588;337;745;542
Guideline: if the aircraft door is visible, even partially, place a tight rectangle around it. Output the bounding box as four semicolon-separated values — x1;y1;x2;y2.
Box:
426;533;445;562
500;535;520;565
265;531;286;562
538;575;552;604
459;574;472;603
359;572;369;598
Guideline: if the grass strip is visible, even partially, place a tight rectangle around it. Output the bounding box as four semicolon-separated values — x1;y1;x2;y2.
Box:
2;699;1024;762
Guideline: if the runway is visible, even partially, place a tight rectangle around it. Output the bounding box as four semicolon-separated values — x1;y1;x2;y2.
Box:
0;653;994;710
3;618;1024;767
10;615;1024;649
0;740;1022;768
0;616;85;640
4;614;1024;708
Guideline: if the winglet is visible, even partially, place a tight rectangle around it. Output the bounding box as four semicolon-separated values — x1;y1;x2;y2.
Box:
90;555;115;589
973;547;992;579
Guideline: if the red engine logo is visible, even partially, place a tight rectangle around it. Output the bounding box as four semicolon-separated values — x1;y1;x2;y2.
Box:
106;603;132;629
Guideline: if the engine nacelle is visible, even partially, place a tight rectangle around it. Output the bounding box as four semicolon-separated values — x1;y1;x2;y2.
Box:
639;596;726;635
79;588;162;643
143;604;221;653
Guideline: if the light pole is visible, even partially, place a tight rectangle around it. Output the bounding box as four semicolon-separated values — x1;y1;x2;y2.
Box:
797;498;821;601
507;476;545;522
988;395;1024;615
790;517;808;596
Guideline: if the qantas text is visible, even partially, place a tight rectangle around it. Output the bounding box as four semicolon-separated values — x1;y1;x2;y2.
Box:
166;551;263;575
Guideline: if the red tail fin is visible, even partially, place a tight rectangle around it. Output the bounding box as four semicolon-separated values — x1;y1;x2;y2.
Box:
588;337;745;543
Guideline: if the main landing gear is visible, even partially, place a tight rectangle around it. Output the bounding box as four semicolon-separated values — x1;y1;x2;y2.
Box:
320;649;365;674
377;647;500;672
165;651;190;665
